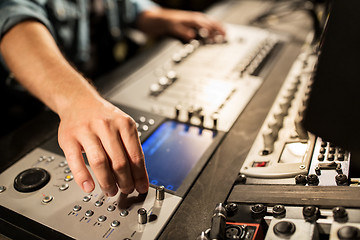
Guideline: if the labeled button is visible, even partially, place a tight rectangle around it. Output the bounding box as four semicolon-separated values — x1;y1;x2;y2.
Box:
95;200;103;207
107;205;116;212
64;175;73;182
85;210;94;217
83;195;91;202
98;215;107;222
73;205;81;212
59;184;69;191
111;220;120;227
42;195;53;204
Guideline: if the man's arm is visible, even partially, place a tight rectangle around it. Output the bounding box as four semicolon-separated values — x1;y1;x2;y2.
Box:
0;21;149;196
136;7;226;42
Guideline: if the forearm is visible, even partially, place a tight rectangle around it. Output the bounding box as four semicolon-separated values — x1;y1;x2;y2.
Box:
0;20;100;117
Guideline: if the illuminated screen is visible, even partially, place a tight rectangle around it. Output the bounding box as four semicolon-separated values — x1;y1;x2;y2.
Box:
142;120;216;191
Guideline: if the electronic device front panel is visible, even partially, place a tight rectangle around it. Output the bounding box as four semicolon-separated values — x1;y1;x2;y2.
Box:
0;104;225;240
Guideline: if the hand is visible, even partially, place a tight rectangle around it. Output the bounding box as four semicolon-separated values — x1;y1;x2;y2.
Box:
58;96;149;197
136;8;226;42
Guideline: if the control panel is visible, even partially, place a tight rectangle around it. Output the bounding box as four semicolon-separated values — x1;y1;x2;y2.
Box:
109;24;282;132
0;147;181;240
238;42;352;186
198;203;360;240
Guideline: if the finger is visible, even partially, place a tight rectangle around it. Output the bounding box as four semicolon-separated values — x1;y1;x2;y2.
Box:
95;120;135;195
171;23;197;41
116;114;149;194
78;133;118;197
59;138;95;193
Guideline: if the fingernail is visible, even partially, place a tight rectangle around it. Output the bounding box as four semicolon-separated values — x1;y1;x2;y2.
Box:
106;187;118;197
83;181;94;193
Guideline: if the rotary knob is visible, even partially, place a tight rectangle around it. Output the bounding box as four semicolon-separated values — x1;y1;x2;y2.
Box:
14;168;50;193
138;208;147;224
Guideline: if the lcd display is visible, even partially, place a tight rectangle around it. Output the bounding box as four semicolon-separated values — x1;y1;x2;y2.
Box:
142;120;216;192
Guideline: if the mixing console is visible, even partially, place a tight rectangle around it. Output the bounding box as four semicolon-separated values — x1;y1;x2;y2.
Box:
109;24;282;131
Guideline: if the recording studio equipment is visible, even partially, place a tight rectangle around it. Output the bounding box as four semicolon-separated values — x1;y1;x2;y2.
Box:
108;24;282;132
302;0;360;152
199;203;360;240
238;32;354;186
0;104;224;239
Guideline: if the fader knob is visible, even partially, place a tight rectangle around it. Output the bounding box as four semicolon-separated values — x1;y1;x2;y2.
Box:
251;204;267;219
333;207;348;222
137;208;147;224
294;114;308;139
262;128;276;153
302;206;320;222
156;186;165;201
278;98;291;114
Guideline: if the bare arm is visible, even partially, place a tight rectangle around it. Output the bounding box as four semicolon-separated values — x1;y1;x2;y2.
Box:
136;8;226;42
0;21;149;196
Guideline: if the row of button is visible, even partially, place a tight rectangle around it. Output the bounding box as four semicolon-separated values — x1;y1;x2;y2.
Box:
135;116;155;137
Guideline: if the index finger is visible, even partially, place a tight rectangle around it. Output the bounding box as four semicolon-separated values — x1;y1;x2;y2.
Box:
116;114;149;194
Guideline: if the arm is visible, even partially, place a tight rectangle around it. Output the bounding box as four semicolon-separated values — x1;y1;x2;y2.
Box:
136;7;226;42
0;20;149;196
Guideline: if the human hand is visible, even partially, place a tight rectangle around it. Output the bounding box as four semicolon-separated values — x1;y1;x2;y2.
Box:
136;8;226;42
57;96;149;197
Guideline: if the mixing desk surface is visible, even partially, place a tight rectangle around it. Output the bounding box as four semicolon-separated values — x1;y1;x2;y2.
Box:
1;1;360;240
109;24;283;132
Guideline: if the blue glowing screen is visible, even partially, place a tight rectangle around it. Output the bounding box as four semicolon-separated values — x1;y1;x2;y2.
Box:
142;120;216;191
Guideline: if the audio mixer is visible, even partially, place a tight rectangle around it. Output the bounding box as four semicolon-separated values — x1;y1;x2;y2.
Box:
0;105;224;239
109;24;282;132
0;22;283;239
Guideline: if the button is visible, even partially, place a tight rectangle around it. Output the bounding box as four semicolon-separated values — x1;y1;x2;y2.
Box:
273;221;296;237
47;156;55;162
0;186;6;193
139;116;146;123
107;205;116;212
318;154;325;161
252;161;268;167
83;195;91;202
158;76;171;87
321;141;327;147
295;174;307;185
59;184;69;191
42;195;53;204
337;154;345;161
328;154;335;161
148;119;155;125
166;70;177;81
138;208;147;224
73;205;81;212
149;83;162;95
138;131;142;137
98;215;107;222
38;156;46;162
64;175;73;182
59;161;67;167
307;174;319;186
156;186;165;201
337;226;359;239
85;210;94;217
95;200;103;207
272;205;286;218
120;210;129;217
135;122;139;128
64;167;71;174
319;147;326;154
142;125;149;132
329;147;336;154
111;220;120;227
